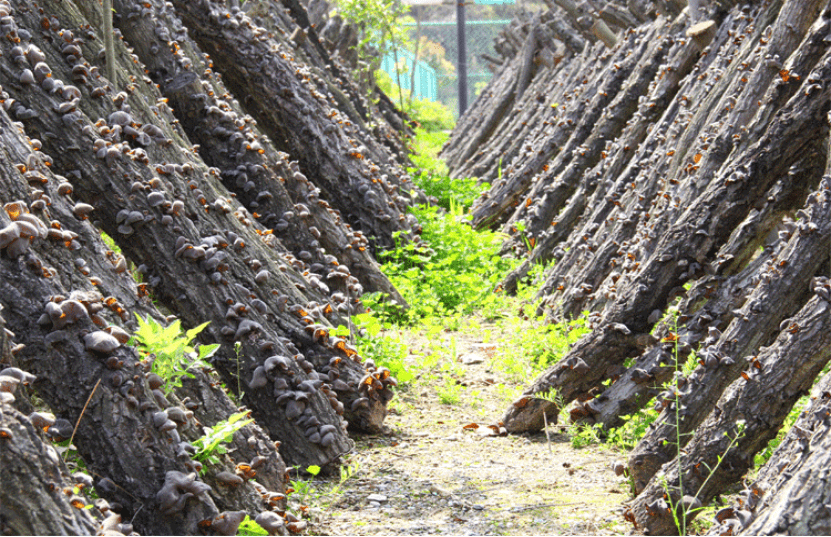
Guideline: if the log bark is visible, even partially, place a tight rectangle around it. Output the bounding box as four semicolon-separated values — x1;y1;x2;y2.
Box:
0;105;219;534
170;0;417;253
0;401;100;535
110;0;406;305
629;283;831;535
500;2;831;435
0;316;98;536
725;364;831;535
2;0;396;475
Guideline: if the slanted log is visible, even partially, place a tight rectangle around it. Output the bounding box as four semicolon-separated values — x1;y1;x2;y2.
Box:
508;0;823;320
725;363;831;535
500;19;681;253
629;278;831;534
501;34;831;434
170;0;416;253
0;106;219;534
0;316;98;536
112;0;406;305
467;25;651;229
1;0;389;471
0;401;100;535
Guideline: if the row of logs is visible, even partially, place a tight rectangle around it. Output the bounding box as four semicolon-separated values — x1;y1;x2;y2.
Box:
0;0;420;534
444;0;831;534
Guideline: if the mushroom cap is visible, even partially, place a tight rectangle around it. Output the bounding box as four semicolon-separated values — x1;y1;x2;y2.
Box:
254;511;286;535
215;471;244;487
686;20;716;37
84;331;121;353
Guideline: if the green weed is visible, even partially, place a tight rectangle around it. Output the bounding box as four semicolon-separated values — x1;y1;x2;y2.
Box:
236;516;268;536
130;315;219;395
437;378;463;405
193;411;254;471
374;203;519;323
411;169;487;211
491;315;589;383
335;315;414;386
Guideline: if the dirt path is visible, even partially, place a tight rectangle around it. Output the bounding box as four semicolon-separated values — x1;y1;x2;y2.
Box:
300;333;634;536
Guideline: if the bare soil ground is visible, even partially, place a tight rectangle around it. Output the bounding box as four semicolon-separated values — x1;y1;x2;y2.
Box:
301;330;635;536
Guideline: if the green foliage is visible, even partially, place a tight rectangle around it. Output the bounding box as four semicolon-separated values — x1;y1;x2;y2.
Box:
334;0;411;56
342;314;414;385
437;378;463;405
407;126;449;176
569;423;604;449
193;411;254;470
754;394;809;469
412;170;487;211
333;0;411;101
236;516;268;536
373;202;519;323
131;315;219;395
605;406;660;452
492;314;589;383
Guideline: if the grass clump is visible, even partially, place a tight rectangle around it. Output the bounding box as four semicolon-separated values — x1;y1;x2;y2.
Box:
370;202;519;324
131;315;219;395
193;411;254;471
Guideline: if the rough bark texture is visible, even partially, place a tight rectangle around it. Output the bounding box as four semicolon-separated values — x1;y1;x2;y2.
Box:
0;315;99;536
170;0;418;254
0;0;414;531
719;367;831;535
445;0;831;532
629;268;831;534
106;0;406;305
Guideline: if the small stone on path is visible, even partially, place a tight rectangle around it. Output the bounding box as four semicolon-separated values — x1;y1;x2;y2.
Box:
459;352;485;365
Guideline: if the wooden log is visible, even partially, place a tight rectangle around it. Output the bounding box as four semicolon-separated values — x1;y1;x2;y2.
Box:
629;279;831;534
586;163;817;430
1;0;395;474
0;105;220;534
0;317;99;536
501;20;679;252
169;0;416;253
521;0;825;321
726;362;831;535
112;0;406;305
466;30;638;230
501;31;831;434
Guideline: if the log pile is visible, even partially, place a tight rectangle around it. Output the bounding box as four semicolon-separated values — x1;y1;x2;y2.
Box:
444;0;831;533
0;0;415;533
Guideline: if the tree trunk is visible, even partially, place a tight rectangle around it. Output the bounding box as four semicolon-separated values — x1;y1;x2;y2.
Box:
111;0;407;306
500;5;831;437
0;317;98;536
170;0;418;254
628;285;831;535
725;363;831;535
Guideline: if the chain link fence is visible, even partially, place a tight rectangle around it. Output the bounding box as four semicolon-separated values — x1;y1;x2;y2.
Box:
380;1;547;117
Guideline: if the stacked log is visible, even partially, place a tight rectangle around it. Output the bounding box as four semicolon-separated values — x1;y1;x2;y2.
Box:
0;0;414;532
445;0;831;533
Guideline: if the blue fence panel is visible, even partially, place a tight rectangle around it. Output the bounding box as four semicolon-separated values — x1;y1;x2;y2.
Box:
380;49;438;101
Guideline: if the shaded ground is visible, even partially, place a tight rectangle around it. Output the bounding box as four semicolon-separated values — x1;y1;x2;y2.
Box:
298;329;634;535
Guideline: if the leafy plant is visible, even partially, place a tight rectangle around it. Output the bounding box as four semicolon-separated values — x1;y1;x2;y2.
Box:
236;516;268;536
333;0;412;108
605;405;660;452
131;315;219;395
348;314;414;385
411;169;487;211
491;315;589;383
193;411;254;470
437;377;463;405
373;202;519;323
569;423;604;449
658;310;746;534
